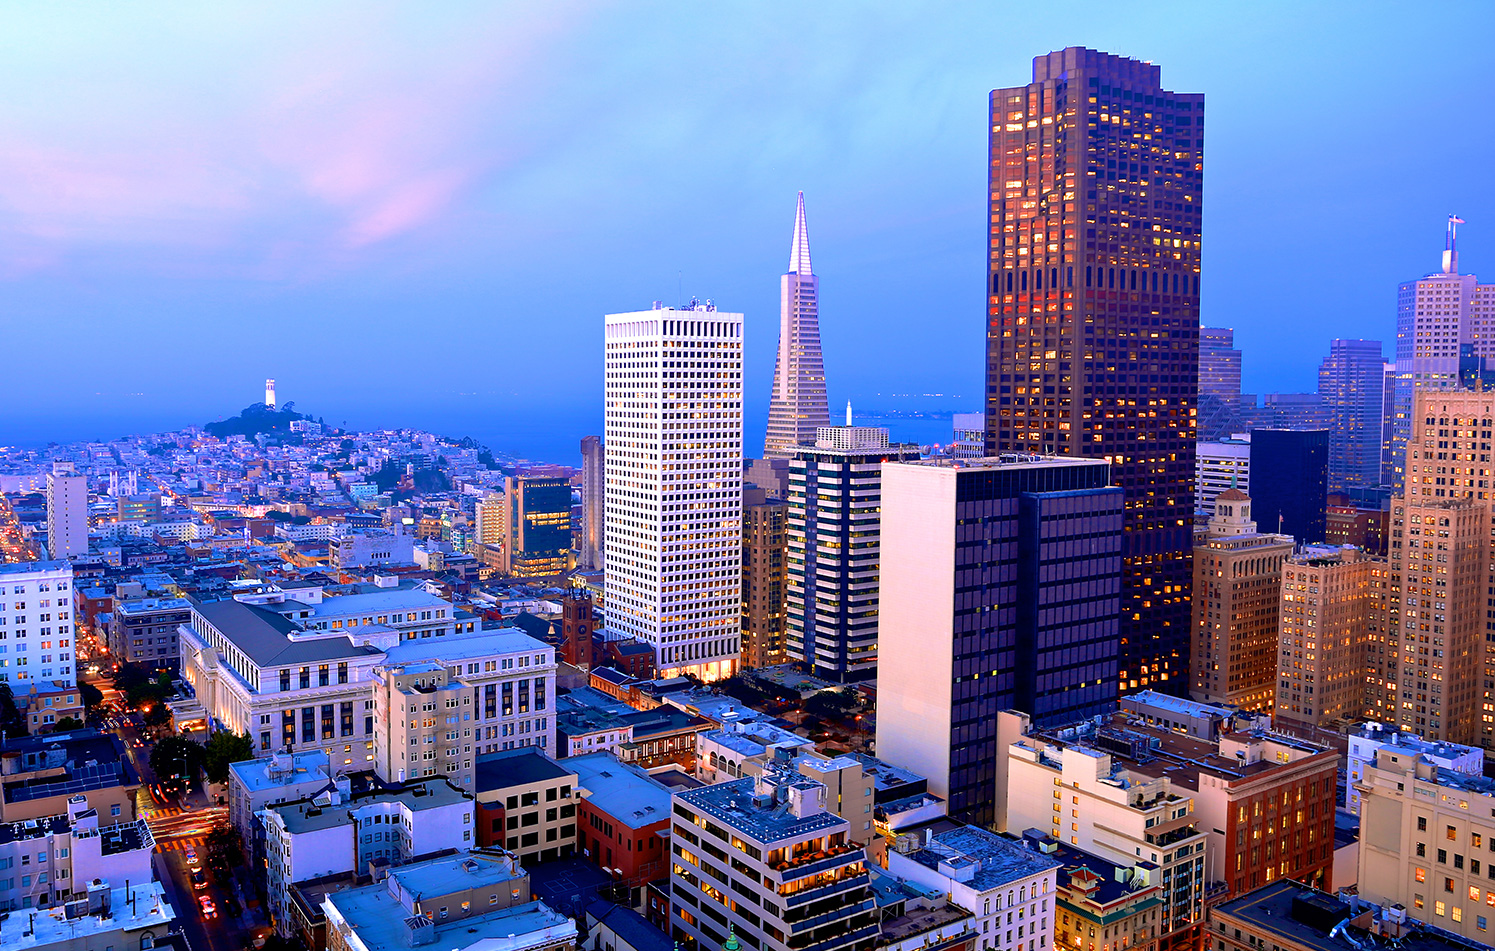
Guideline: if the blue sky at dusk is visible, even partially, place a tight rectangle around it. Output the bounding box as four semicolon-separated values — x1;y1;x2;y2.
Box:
2;2;1492;461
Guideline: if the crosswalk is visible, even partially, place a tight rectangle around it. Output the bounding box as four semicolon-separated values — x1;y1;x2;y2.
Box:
157;835;206;854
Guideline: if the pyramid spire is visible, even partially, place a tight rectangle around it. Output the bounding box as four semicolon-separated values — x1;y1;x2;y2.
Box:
789;191;812;276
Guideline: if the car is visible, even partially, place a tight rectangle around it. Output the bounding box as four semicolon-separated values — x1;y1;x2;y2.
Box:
191;870;207;890
198;896;215;917
186;851;199;866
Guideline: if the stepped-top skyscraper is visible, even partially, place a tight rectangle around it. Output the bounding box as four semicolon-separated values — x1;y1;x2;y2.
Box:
983;47;1202;694
764;192;831;458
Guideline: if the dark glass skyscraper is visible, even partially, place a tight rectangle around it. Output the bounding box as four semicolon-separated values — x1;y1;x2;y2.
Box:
1317;338;1385;495
983;47;1202;694
1249;428;1328;542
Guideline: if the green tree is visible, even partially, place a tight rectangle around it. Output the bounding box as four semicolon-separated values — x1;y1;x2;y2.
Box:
0;682;27;739
52;716;84;732
149;736;204;788
202;731;255;784
77;681;104;713
204;822;245;874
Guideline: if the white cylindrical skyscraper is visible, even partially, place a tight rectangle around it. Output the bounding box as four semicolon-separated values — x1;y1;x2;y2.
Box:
265;379;277;409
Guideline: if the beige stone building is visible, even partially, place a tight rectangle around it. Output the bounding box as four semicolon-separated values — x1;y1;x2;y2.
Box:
1277;545;1388;730
1356;742;1495;942
1190;487;1294;711
473;748;579;865
740;484;787;669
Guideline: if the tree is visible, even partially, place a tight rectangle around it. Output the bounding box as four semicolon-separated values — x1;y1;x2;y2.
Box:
804;688;861;721
52;716;84;732
205;822;245;874
78;681;104;713
203;731;255;784
142;702;173;730
149;736;204;789
0;682;27;738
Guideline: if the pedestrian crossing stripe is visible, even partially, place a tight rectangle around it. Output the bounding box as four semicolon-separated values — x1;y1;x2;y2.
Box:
156;837;205;853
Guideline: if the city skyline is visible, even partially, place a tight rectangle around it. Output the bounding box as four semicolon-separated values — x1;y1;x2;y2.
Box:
0;4;1491;463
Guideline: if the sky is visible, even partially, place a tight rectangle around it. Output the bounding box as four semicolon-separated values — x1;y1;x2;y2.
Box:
1;1;1492;462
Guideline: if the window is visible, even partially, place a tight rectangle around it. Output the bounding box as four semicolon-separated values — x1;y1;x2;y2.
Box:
1450;826;1460;841
1420;817;1429;831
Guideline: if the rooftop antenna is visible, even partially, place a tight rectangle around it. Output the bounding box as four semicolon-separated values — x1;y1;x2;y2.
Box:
1444;215;1466;275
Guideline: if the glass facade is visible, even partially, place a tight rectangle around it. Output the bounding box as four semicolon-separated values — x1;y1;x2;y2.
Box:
983;47;1202;694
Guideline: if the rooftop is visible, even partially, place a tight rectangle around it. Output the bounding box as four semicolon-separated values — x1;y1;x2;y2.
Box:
8;881;175;950
228;749;333;795
1213;880;1482;951
385;849;526;901
903;825;1060;892
194;598;378;668
586;900;673;951
0;560;70;577
676;777;847;845
114;597;193;617
269;777;470;834
327;888;574;951
569;754;671;829
476;748;575;792
291;588;451;618
383;628;548;665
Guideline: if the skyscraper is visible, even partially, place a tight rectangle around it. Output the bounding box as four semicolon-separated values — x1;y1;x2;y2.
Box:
877;456;1122;825
1388;218;1495;491
1249;428;1328;542
1198;327;1243;439
984;47;1202;694
784;424;919;683
502;475;572;578
764;192;830;458
740;485;787;670
580;435;604;570
1278;545;1387;731
603;301;743;681
1189;487;1293;711
1318;339;1386;495
46;461;87;559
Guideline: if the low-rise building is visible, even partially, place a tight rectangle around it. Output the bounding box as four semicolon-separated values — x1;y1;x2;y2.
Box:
322;850;576;951
569;753;671;893
696;721;814;782
15;683;84;734
888;824;1060;951
227;749;339;870
1344;722;1482;816
1355;744;1495;943
108;596;192;670
0;730;139;824
474;748;578;864
668;765;878;951
1209;880;1474;951
1033;833;1163;951
8;879;176;951
0;795;154;912
261;776;475;937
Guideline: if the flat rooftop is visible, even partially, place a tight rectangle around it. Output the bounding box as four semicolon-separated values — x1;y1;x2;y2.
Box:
903;825;1059;892
569;754;671;830
1213;880;1478;951
385;850;525;899
327;889;574;951
383;628;548;664
270;778;469;834
675;777;848;845
228;750;333;795
9;881;175;950
0;560;70;577
476;748;574;792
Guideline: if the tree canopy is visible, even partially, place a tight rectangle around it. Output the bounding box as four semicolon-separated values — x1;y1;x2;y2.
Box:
203;731;255;784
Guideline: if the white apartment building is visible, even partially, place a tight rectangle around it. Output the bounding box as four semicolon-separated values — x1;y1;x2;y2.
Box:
1000;718;1207;937
261;777;475;936
0;561;76;689
372;629;558;789
604;302;743;681
227;749;339;864
888;825;1060;951
1195;436;1250;515
45;462;87;560
1345;722;1483;816
177;590;554;775
0;795;154;912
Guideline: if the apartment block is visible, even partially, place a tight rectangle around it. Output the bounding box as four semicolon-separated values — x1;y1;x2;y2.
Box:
473;748;578;864
887;824;1060;951
228;749;338;870
1355;744;1495;943
1189;488;1293;711
45;462;87;560
668;767;877;951
261;776;475;937
741;484;788;670
1344;722;1482;817
0;795;153;913
108;595;190;670
0;560;76;689
1277;546;1388;730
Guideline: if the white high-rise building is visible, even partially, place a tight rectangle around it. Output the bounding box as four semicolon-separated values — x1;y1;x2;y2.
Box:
46;462;87;559
604;300;743;681
1388;217;1495;489
1194;434;1250;515
0;560;76;687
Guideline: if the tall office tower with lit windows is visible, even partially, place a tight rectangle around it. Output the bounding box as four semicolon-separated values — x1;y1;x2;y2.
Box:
1388;218;1495;491
603;301;743;681
1317;338;1386;495
764;192;831;458
983;47;1202;694
580;435;605;570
